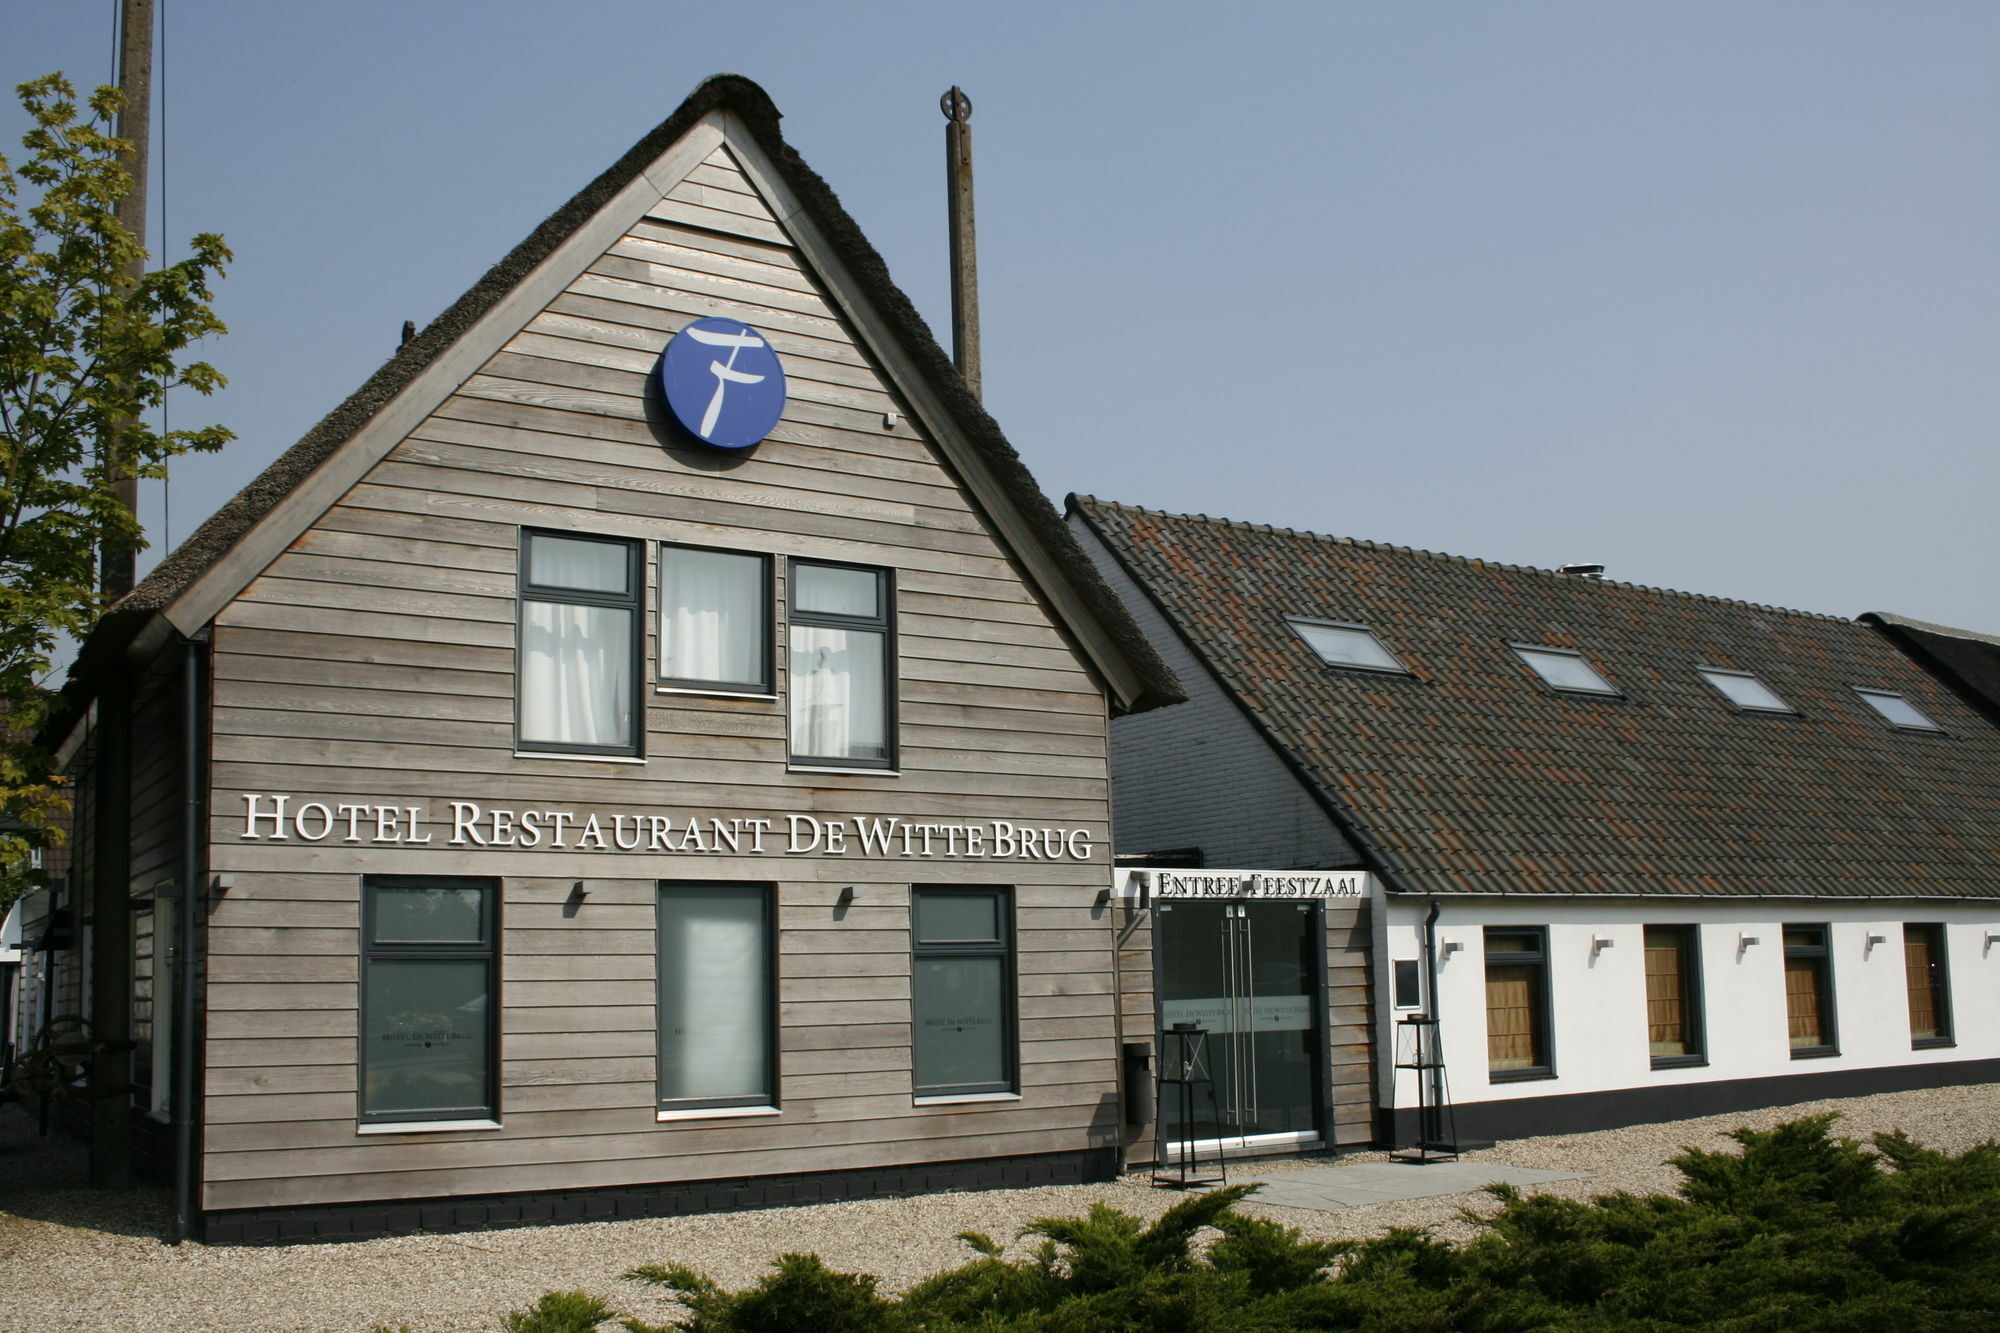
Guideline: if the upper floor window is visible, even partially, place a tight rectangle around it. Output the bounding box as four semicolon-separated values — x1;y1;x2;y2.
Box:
788;560;894;768
1512;644;1619;695
518;532;642;755
1286;618;1407;673
1853;688;1942;732
659;544;772;694
1697;667;1794;714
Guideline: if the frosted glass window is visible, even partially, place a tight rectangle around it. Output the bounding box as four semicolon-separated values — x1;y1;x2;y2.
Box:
529;534;631;594
661;546;769;692
519;532;639;754
794;563;881;617
1512;645;1618;695
1854;689;1941;731
789;561;893;768
1286;619;1406;673
658;885;772;1107
361;878;496;1122
912;887;1014;1095
1698;668;1794;713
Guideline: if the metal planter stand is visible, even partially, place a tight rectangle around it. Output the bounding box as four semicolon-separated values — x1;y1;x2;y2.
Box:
1152;1022;1227;1188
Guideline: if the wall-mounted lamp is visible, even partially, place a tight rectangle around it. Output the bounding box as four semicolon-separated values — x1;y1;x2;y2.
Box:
1984;932;2000;957
1737;933;1760;958
1864;932;1887;958
1590;935;1615;960
1440;940;1464;957
209;872;235;895
838;886;866;906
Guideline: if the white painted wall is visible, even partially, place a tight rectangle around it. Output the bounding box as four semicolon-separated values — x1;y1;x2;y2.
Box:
1376;891;2000;1111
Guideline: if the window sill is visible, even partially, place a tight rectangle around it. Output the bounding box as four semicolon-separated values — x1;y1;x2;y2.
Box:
914;1092;1021;1106
1650;1055;1709;1071
788;765;900;777
656;1105;782;1122
656;686;777;700
514;751;646;765
1488;1069;1555;1084
1912;1037;1956;1050
357;1118;502;1135
1789;1047;1840;1060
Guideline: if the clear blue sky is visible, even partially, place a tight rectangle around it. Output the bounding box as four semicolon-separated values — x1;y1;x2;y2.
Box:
8;1;1996;628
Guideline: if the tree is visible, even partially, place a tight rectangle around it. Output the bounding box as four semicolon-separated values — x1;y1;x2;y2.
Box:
0;73;230;908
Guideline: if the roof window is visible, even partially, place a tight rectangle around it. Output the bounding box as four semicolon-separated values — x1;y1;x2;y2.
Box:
1852;688;1942;732
1697;667;1794;714
1286;618;1407;674
1511;644;1618;695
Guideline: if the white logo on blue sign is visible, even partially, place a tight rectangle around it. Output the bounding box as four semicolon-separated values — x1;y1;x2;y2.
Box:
659;317;787;449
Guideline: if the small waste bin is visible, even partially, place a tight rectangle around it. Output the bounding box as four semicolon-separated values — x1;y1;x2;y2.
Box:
1121;1040;1154;1128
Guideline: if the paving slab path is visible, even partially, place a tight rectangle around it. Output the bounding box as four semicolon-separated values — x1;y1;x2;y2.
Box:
1234;1159;1585;1212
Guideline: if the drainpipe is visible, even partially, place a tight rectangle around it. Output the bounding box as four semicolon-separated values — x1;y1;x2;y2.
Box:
1420;900;1443;1147
169;637;201;1243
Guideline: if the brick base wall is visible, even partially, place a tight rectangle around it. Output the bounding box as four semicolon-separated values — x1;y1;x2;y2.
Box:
200;1147;1119;1246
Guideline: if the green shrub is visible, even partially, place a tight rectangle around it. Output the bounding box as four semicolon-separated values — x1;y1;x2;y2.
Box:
499;1290;617;1333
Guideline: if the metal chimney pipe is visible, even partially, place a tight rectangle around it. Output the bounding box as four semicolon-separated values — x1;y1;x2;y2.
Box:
941;87;980;400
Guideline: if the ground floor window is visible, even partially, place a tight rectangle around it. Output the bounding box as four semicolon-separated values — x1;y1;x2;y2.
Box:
912;886;1014;1096
658;883;775;1108
1783;924;1836;1057
1903;923;1951;1047
360;877;498;1122
1644;925;1704;1067
1484;927;1551;1079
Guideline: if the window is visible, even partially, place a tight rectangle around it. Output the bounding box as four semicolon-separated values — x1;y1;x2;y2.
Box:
1484;928;1552;1079
1286;618;1407;673
1783;925;1836;1057
912;887;1015;1096
789;560;893;767
518;532;642;755
660;544;772;694
1855;688;1942;732
1697;667;1794;714
1511;644;1618;695
1903;924;1952;1047
1644;925;1704;1066
1392;959;1424;1010
361;877;498;1123
658;884;775;1109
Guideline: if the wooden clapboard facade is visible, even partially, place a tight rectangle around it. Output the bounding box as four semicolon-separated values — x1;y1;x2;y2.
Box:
49;76;1179;1243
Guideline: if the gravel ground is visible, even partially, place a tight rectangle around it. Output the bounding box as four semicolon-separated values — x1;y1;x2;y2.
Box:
5;1083;1998;1333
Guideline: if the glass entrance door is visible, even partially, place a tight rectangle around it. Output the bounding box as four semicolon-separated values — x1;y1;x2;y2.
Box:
1158;900;1322;1154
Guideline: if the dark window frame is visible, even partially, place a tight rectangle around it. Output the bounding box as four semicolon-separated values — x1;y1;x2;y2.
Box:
359;875;501;1125
1283;616;1410;675
1483;926;1554;1082
1508;642;1622;697
911;885;1017;1097
1903;922;1954;1049
1852;687;1945;734
786;558;897;770
657;543;775;696
656;882;780;1112
515;529;645;757
1696;665;1797;716
1783;924;1838;1059
1644;924;1707;1069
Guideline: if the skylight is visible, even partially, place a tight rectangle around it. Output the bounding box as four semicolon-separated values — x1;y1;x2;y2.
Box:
1697;667;1794;714
1853;688;1942;732
1287;618;1406;673
1511;645;1618;695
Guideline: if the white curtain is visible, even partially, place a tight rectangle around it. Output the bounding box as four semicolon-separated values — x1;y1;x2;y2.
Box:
520;601;631;746
791;626;886;760
529;535;628;593
662;549;762;685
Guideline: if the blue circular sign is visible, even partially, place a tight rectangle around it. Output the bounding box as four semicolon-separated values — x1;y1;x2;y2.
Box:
659;317;787;449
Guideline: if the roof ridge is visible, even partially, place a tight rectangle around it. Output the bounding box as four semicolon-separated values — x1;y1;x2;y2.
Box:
1071;494;1852;625
1864;611;2000;646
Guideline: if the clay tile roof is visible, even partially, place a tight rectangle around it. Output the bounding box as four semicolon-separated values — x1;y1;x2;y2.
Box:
1073;496;2000;899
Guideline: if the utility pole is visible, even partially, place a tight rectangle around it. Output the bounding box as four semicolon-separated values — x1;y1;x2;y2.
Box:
88;0;153;1192
102;0;153;601
941;87;980;400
